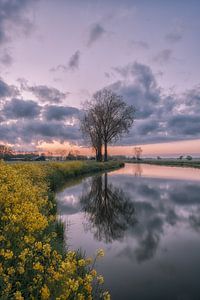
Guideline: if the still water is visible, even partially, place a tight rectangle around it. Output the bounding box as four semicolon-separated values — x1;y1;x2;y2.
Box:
56;164;200;300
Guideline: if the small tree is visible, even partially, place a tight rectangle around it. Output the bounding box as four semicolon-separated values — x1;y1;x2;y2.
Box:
134;147;142;160
0;144;13;160
186;155;192;161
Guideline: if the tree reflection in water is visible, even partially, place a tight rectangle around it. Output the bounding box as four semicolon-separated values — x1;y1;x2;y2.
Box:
80;173;136;243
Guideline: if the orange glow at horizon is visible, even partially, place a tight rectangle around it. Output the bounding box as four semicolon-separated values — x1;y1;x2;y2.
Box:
37;139;200;157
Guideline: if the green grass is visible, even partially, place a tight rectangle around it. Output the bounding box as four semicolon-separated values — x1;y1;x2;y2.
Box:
127;159;200;169
43;160;124;191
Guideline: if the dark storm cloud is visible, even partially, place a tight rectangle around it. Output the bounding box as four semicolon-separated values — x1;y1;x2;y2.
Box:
0;0;37;45
0;76;82;145
136;120;159;135
87;23;106;46
0;115;4;123
111;62;161;118
43;105;80;121
113;62;158;92
107;61;200;145
0;120;81;144
28;85;68;103
182;85;200;113
2;98;41;119
24;121;81;142
0;78;18;100
153;49;173;64
1;61;200;146
168;114;200;136
50;50;81;72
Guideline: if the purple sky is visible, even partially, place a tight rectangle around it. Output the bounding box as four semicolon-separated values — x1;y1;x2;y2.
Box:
0;0;200;154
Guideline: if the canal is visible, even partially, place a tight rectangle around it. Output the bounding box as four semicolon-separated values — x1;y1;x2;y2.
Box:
56;163;200;300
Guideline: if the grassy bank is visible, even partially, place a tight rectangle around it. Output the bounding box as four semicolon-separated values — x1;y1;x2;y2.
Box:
127;160;200;169
0;160;123;299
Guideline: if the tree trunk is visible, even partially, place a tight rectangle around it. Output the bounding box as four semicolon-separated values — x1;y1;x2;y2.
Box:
96;144;103;162
95;148;98;161
104;173;108;205
104;142;108;161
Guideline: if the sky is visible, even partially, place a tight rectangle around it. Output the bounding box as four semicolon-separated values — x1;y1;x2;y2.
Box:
0;0;200;156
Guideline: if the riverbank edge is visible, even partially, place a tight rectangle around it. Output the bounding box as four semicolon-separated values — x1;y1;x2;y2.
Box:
47;161;125;192
125;160;200;169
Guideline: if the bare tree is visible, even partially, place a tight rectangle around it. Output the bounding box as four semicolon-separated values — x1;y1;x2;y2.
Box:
134;146;143;160
0;144;13;159
81;108;103;161
81;89;135;161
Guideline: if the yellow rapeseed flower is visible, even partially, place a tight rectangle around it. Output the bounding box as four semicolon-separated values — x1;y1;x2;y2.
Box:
90;269;97;277
4;250;13;259
97;275;104;284
103;291;111;300
41;284;50;300
33;262;44;272
43;244;51;257
96;248;105;258
14;291;24;300
78;259;86;267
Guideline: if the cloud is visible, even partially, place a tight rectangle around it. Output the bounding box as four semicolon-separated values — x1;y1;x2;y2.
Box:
136;120;159;136
1;63;200;147
131;40;149;50
182;85;200;113
0;0;38;45
104;72;111;79
43;105;80;121
111;62;161;118
168;114;200;136
0;119;81;145
87;23;106;46
165;32;182;43
0;78;82;145
165;23;183;44
2;98;41;119
0;49;13;66
0;78;18;100
153;49;173;64
24;121;81;142
27;85;68;103
106;61;200;145
50;50;81;72
68;50;81;70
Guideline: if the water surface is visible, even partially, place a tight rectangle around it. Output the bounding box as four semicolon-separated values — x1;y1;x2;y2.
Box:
56;164;200;300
